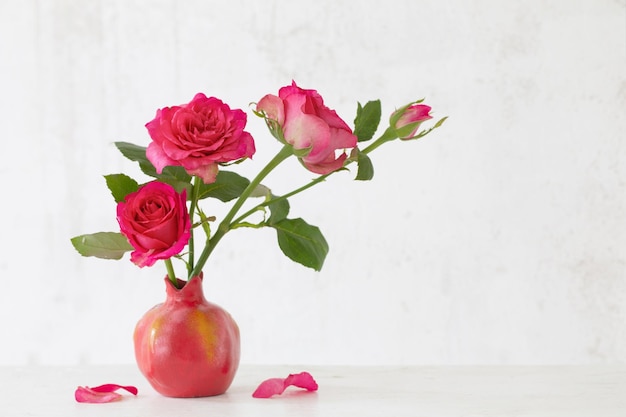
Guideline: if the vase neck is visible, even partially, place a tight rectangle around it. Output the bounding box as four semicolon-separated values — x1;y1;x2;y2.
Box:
164;274;206;304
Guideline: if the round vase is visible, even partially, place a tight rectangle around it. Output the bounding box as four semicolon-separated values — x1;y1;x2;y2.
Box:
133;274;240;397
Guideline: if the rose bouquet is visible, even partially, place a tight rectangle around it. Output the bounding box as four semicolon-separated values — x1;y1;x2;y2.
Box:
71;81;445;287
70;81;445;397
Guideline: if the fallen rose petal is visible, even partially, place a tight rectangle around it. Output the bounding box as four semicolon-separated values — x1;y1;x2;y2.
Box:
87;384;138;395
75;387;122;403
252;372;318;398
75;384;138;403
284;372;318;391
252;378;287;398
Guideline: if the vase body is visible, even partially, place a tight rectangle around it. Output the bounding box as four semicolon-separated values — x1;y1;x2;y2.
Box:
133;275;240;397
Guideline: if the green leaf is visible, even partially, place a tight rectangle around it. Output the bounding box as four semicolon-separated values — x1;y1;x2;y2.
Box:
250;183;271;198
353;100;381;142
71;232;134;260
268;196;290;225
113;142;252;200
355;150;374;181
157;166;193;192
273;218;328;271
114;141;159;177
115;141;148;163
197;170;251;202
104;174;139;203
114;141;192;190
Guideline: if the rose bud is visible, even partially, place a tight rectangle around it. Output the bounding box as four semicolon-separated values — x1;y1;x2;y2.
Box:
256;81;357;175
390;103;433;140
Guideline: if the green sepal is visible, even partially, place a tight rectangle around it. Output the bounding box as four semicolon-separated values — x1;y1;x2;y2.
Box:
272;218;328;271
71;232;134;260
104;174;139;203
433;116;448;129
253;108;287;144
292;144;312;158
388;99;425;128
402;116;448;141
353;100;381;142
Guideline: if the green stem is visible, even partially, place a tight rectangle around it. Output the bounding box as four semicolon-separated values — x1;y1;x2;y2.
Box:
188;127;399;279
189;144;293;278
164;258;179;289
231;129;397;226
232;173;329;226
361;126;397;155
187;176;201;275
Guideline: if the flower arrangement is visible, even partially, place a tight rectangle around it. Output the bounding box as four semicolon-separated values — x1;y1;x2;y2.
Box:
71;81;445;288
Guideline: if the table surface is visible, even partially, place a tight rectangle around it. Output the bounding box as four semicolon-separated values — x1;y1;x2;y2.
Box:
2;364;625;416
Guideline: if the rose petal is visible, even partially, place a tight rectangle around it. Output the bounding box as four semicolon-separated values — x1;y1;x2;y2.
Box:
284;372;318;391
252;378;285;398
75;384;138;403
252;371;318;398
88;384;138;395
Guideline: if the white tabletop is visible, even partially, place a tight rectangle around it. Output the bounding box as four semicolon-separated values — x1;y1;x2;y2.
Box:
2;364;625;416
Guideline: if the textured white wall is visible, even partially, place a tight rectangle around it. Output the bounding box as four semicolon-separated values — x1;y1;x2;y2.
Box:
1;0;624;366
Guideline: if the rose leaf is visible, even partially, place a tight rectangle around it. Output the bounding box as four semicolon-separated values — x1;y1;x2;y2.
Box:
273;218;328;271
71;232;134;260
354;149;374;181
353;100;381;142
197;170;251;202
104;174;139;203
268;196;290;225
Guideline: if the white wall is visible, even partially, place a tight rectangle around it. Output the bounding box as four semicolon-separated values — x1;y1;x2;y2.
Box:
1;0;624;366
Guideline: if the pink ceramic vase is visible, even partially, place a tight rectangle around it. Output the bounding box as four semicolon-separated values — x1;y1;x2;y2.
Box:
133;274;240;397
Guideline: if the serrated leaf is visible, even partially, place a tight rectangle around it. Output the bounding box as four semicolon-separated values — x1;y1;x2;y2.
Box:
355;150;374;181
273;218;328;271
104;174;139;203
197;170;251;202
268;196;290;225
71;232;134;260
353;100;381;142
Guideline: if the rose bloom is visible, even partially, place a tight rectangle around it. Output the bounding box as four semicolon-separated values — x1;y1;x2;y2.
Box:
117;181;191;268
146;93;255;184
256;81;357;175
392;104;432;139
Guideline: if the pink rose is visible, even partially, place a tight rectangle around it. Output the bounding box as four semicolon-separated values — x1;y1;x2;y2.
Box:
117;181;191;268
256;81;357;175
146;93;256;184
391;104;432;140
